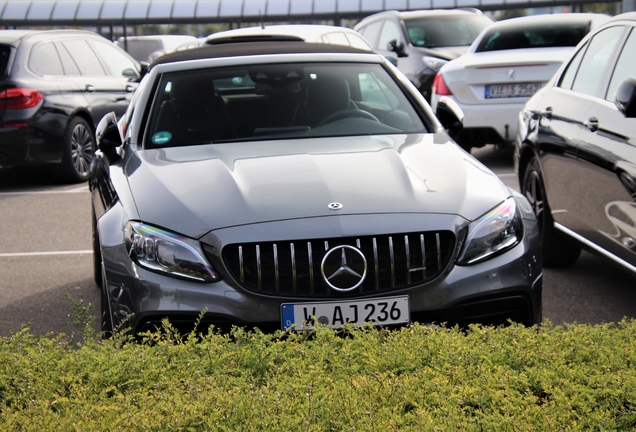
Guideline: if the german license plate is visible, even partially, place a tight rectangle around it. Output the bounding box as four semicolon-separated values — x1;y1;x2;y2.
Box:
485;82;541;98
281;295;409;330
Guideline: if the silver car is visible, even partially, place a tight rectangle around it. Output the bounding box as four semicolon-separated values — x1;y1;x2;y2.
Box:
91;41;542;336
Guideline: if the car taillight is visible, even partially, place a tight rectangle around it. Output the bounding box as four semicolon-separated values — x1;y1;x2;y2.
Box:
0;88;43;109
432;74;452;96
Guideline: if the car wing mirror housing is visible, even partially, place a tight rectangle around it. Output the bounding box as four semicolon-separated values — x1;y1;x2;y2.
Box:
387;39;407;57
96;112;123;164
615;78;636;118
436;96;464;135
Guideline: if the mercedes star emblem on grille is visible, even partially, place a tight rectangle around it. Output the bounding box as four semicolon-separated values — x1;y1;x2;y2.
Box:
320;245;367;292
328;202;343;210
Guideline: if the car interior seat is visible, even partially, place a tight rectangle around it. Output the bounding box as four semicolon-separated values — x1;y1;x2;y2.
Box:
293;73;357;128
154;75;236;145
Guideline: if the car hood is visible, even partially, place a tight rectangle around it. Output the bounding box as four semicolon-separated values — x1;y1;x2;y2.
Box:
125;134;509;238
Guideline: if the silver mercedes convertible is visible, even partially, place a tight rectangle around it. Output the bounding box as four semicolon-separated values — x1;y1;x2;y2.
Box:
90;40;542;336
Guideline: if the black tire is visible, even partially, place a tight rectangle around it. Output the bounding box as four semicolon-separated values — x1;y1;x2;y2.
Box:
58;117;95;183
522;156;581;267
92;208;102;289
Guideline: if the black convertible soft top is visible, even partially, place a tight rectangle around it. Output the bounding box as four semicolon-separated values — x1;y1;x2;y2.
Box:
149;41;373;70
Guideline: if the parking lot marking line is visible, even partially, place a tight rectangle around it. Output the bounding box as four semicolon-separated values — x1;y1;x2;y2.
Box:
0;250;92;257
0;188;89;196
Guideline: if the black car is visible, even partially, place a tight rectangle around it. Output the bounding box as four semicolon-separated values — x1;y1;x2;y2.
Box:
0;29;142;182
516;12;636;272
91;42;542;337
354;9;494;101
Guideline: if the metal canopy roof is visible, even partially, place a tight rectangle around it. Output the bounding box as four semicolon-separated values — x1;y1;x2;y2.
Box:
0;0;621;26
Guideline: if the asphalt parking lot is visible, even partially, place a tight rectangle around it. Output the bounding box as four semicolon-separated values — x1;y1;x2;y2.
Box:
1;146;635;338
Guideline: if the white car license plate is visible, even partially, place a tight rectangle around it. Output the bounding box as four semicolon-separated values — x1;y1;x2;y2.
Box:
485;82;541;99
281;295;409;330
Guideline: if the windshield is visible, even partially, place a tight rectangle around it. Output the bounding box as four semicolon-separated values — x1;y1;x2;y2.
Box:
405;15;493;48
476;22;590;52
145;62;427;149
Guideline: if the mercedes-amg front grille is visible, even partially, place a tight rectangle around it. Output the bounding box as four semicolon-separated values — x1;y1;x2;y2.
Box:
219;231;456;297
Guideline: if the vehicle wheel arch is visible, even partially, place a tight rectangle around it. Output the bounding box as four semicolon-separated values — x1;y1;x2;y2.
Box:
521;150;581;267
517;143;540;189
66;108;96;135
56;112;97;182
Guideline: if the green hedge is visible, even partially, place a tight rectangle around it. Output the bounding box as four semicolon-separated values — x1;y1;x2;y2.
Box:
1;319;635;430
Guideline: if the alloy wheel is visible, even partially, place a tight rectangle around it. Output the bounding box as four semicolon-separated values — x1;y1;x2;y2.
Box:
70;122;94;178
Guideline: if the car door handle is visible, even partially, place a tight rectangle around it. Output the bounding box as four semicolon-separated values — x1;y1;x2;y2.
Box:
584;117;599;132
85;85;95;92
125;84;136;92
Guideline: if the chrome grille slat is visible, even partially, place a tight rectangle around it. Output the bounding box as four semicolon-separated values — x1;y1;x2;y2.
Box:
421;234;427;279
239;245;244;283
436;233;441;270
405;235;411;285
291;243;296;294
256;244;262;291
220;231;455;298
373;237;379;291
389;236;395;288
273;243;279;293
308;242;314;295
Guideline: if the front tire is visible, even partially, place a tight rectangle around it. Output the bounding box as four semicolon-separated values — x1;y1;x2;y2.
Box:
522;156;581;267
58;117;95;183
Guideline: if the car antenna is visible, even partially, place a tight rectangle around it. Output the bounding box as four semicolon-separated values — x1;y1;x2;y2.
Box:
260;10;265;29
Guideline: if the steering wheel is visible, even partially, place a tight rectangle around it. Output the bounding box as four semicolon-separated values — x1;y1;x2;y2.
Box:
316;109;380;127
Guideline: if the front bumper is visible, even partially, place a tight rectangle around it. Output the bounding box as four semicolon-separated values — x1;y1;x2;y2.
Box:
100;211;543;334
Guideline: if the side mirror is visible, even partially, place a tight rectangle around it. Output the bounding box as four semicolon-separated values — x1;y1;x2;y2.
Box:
387;39;407;57
96;112;123;164
436;96;464;135
122;68;138;78
615;77;636;118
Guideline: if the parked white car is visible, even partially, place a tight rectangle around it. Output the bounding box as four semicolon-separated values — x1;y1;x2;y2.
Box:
431;13;610;152
204;24;374;52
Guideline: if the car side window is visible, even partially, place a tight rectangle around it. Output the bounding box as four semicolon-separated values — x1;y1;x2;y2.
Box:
359;21;382;47
89;40;139;78
378;20;401;51
28;42;64;76
322;32;349;47
0;45;10;77
606;28;636;102
570;26;625;97
54;42;81;75
346;33;373;51
558;43;586;90
60;39;106;76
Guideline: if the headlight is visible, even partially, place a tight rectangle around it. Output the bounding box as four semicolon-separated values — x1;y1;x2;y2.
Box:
124;222;220;282
423;56;448;72
457;198;523;265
